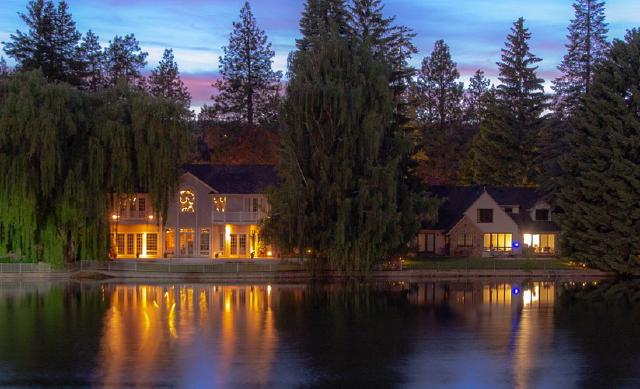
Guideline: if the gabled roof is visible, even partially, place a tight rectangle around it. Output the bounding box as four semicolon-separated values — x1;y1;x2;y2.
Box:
423;186;485;230
182;164;279;194
422;185;559;232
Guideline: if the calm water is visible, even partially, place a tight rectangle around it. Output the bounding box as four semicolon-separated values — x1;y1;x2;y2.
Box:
0;279;639;388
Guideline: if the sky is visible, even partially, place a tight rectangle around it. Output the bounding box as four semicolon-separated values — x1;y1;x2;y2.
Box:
1;0;639;111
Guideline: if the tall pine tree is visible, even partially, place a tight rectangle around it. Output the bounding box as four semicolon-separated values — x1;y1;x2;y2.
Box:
212;1;282;126
556;30;640;274
77;30;106;91
552;0;609;119
414;39;466;184
464;17;545;186
540;0;609;200
3;0;82;85
148;48;191;109
349;0;416;91
463;69;492;126
103;34;148;87
296;0;351;52
415;40;463;127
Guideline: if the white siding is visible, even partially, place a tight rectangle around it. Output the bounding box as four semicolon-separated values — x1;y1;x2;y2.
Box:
464;191;519;234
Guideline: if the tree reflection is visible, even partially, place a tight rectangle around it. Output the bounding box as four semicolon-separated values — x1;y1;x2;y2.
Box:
556;280;640;388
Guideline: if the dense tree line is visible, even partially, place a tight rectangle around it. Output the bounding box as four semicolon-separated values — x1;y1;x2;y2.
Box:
2;0;639;273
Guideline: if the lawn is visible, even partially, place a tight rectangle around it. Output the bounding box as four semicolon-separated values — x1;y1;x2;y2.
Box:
402;256;578;271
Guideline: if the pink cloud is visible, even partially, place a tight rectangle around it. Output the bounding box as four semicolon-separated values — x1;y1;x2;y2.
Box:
180;72;221;106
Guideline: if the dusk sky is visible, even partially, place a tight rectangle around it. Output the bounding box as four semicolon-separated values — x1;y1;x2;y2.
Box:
1;0;639;110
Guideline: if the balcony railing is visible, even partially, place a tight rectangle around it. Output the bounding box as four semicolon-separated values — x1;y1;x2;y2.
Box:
212;211;265;223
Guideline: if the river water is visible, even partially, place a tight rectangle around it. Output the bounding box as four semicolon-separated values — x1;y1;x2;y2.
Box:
0;279;638;388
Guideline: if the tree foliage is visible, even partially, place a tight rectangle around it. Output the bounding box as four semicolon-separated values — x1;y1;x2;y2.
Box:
148;48;191;109
0;71;189;264
297;0;351;52
212;1;281;126
265;25;420;271
463;69;492;126
556;30;640;275
103;34;148;88
464;17;545;186
3;0;82;85
77;30;106;91
541;0;609;200
552;0;609;119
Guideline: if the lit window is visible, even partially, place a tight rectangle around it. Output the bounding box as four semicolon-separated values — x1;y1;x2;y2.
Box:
179;190;195;213
200;228;210;256
239;235;247;255
483;233;513;251
126;233;134;255
230;234;238;255
524;233;555;253
165;228;175;255
477;209;493;223
146;233;158;255
116;233;125;255
136;233;143;255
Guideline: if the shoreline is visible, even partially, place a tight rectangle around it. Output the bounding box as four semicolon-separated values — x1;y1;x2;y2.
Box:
0;268;614;282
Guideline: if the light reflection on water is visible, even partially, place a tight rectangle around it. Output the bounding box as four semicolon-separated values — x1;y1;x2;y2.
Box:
0;279;638;388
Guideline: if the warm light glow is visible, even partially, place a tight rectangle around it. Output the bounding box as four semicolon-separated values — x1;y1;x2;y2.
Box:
225;225;231;241
179;189;195;213
148;214;154;220
111;214;118;220
267;285;272;295
266;250;273;257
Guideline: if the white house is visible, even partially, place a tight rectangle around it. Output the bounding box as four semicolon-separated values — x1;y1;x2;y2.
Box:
108;164;278;259
417;186;559;257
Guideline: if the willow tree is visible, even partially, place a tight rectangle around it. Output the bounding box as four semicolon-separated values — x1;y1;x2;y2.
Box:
0;71;189;265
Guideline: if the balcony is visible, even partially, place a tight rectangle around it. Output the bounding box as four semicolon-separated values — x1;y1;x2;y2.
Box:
212;211;265;224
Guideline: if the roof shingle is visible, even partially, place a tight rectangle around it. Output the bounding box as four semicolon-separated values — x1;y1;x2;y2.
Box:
183;164;279;194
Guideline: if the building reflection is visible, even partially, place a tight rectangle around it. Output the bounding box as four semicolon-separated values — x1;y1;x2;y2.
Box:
95;283;303;387
404;281;557;388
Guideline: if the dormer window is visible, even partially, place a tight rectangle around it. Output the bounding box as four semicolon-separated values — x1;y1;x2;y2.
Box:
535;209;550;221
179;190;195;213
477;208;493;223
504;207;513;214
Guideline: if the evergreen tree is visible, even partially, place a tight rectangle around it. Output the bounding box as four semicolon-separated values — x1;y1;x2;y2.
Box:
461;90;522;185
77;30;105;91
148;48;191;109
103;34;148;87
349;0;416;90
3;0;82;85
552;0;609;119
348;0;424;237
212;1;282;126
265;27;422;271
297;0;351;52
0;57;10;79
415;40;463;127
541;0;608;200
464;17;545;186
414;39;466;184
556;30;640;275
463;69;492;126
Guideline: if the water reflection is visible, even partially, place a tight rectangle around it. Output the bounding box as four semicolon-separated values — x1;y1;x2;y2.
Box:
0;279;638;387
